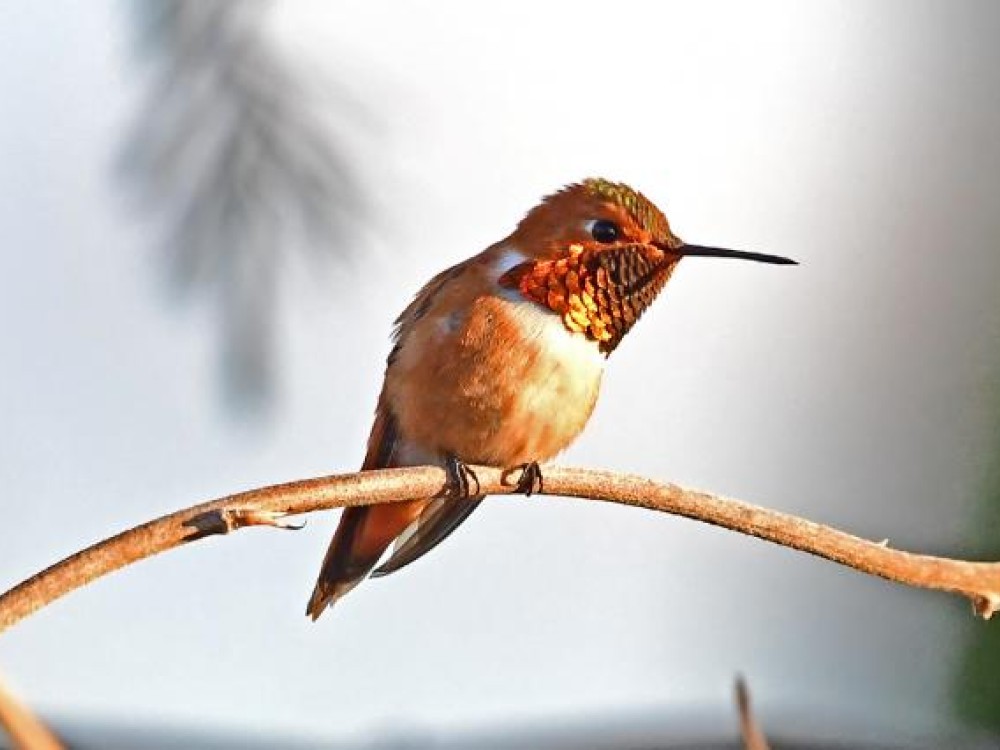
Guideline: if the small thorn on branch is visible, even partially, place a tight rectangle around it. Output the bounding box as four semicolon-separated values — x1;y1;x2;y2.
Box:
183;509;304;541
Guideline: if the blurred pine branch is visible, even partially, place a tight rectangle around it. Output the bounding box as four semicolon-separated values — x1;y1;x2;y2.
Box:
118;0;367;410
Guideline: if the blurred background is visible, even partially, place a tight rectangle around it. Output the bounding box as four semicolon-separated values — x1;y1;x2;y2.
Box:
2;1;1000;747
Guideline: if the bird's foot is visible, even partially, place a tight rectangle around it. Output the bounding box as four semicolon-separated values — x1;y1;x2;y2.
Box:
443;454;479;499
513;461;544;496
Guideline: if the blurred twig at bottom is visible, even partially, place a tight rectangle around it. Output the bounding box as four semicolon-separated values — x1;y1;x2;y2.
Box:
735;676;771;750
0;675;63;750
2;464;1000;635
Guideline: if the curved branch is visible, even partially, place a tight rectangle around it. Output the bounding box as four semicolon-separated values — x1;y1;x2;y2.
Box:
2;465;998;634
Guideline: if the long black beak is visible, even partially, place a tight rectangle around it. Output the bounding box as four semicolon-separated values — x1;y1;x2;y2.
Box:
676;243;797;265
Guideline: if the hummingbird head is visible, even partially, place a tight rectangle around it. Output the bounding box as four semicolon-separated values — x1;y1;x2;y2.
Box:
499;178;794;354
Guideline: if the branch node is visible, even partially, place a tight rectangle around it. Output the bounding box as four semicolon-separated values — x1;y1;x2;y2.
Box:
182;510;231;541
973;593;1000;620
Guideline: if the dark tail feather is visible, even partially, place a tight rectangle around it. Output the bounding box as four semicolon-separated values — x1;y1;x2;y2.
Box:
306;507;370;620
371;496;483;577
306;501;424;620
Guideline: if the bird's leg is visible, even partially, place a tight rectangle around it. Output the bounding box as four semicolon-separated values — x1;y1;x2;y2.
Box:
514;461;543;496
443;453;479;499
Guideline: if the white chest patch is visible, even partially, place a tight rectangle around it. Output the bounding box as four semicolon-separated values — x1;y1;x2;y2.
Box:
491;247;606;373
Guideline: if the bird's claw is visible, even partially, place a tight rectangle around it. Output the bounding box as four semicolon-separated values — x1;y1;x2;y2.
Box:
512;461;543;496
443;454;479;499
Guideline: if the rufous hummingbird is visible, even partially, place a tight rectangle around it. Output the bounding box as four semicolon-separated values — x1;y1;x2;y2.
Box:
306;178;794;619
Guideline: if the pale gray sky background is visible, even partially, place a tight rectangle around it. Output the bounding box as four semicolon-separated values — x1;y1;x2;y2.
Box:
1;1;999;746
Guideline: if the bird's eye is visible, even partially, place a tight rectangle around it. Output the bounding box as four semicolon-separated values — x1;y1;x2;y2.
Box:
590;219;619;243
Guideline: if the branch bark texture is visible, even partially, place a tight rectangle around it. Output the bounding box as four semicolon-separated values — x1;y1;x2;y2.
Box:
2;465;998;634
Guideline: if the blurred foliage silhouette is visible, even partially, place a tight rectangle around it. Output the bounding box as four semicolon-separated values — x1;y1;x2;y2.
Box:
118;0;366;411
